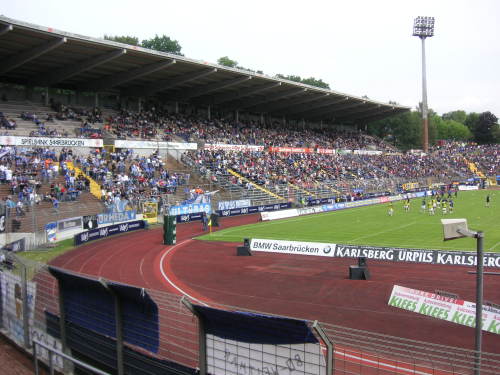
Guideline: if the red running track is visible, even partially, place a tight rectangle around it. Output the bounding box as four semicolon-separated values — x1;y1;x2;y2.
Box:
51;214;500;354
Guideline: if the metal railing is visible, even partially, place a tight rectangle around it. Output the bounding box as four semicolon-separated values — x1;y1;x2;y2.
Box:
33;338;111;375
0;260;499;375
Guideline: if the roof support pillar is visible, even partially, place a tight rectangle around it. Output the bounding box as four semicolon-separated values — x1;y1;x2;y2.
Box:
43;87;49;106
25;85;34;101
207;104;211;120
235;110;239;122
260;113;264;125
95;92;99;107
175;101;179;114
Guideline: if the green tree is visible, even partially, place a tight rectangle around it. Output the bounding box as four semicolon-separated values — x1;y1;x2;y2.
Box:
275;74;302;82
301;77;330;89
442;110;467;124
104;35;140;46
217;56;238;68
141;34;183;55
465;112;480;132
275;74;330;89
474;111;498;144
367;111;422;150
434;116;472;141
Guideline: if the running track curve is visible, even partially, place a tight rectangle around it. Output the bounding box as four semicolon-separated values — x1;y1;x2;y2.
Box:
50;214;500;356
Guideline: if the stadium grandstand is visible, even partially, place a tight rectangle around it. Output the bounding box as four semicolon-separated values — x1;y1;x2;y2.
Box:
0;15;499;375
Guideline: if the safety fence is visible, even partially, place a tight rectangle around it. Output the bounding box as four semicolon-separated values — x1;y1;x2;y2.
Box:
1;254;499;375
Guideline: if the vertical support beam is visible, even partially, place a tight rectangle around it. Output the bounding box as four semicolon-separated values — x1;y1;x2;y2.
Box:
94;92;99;107
207;104;211;120
182;297;207;375
312;321;333;375
44;87;49;106
56;279;72;374
57;279;67;350
25;86;33;101
33;341;39;375
474;231;484;375
175;101;179;114
421;37;429;153
260;113;264;125
21;264;30;348
114;293;124;375
235;110;239;122
99;279;124;375
138;97;142;112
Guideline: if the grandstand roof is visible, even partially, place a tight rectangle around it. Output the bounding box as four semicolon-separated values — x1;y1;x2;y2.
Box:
0;16;410;124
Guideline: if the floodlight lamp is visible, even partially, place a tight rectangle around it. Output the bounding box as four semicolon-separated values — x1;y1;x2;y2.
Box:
413;16;435;38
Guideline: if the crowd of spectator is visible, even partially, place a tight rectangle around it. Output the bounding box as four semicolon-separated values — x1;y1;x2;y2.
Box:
71;148;189;212
0;112;16;129
432;141;499;177
0;146;93;216
104;108;395;152
51;102;103;124
184;147;473;191
0;106;498;225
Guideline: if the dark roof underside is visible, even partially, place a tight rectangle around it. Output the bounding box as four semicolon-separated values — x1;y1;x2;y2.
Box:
0;16;409;124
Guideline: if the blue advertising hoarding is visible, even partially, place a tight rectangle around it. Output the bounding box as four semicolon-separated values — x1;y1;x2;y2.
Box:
75;220;145;246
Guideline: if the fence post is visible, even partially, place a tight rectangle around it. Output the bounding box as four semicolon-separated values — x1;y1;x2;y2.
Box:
181;297;206;375
33;340;39;375
21;262;31;349
56;278;73;374
101;279;125;375
312;320;334;375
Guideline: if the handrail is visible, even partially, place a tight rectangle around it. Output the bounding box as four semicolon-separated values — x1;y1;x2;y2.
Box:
226;168;284;200
65;161;102;199
33;338;111;375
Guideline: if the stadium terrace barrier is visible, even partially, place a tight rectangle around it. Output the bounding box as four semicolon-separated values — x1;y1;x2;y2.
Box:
0;135;103;147
249;238;500;268
176;202;291;223
74;220;145;245
260;191;428;222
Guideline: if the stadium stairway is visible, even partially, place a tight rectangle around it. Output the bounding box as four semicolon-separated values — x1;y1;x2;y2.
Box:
287;182;317;199
311;182;341;197
464;158;497;185
226;169;284;201
64;162;102;200
465;159;485;178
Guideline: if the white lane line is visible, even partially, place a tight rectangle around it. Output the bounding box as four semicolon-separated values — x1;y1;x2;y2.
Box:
159;239;208;306
139;258;145;279
158;240;436;375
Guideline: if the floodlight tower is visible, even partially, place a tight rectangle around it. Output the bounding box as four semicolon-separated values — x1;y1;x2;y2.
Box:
413;16;435;153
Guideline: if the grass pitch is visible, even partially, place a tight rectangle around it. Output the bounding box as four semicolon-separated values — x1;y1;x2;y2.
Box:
199;190;500;252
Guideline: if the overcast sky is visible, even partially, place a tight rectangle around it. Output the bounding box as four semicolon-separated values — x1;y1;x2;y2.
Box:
3;0;499;117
